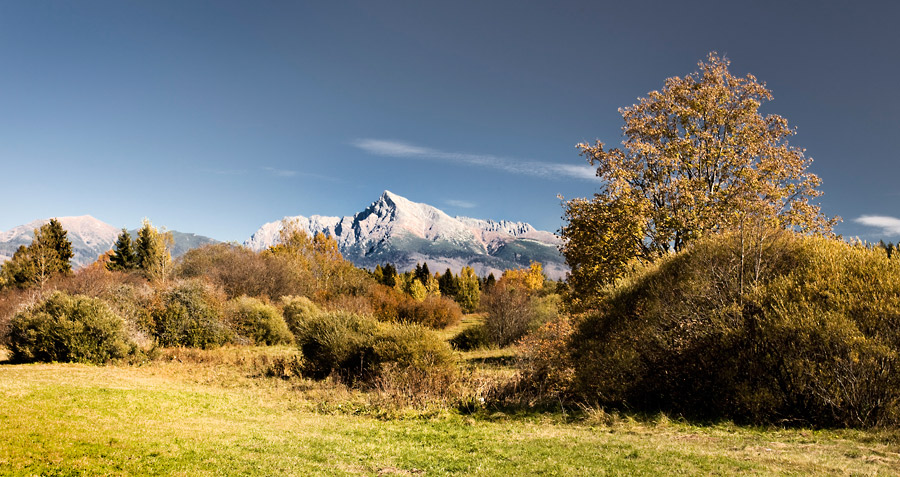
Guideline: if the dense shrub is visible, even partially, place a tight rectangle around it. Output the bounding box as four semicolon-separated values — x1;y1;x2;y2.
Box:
148;280;231;349
372;324;459;404
226;296;293;345
281;295;322;337
374;323;456;373
370;285;462;329
8;291;133;363
517;315;575;399
176;244;297;300
0;287;32;348
369;285;404;322
397;295;462;329
570;231;900;427
294;310;458;383
481;283;535;346
449;323;490;351
293;311;380;379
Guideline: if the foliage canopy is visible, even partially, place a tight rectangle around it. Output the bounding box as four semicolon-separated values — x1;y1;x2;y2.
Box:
562;53;836;307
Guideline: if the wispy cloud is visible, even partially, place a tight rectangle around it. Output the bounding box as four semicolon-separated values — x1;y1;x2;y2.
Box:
855;215;900;235
263;167;298;178
446;199;477;209
203;168;247;176
352;139;599;182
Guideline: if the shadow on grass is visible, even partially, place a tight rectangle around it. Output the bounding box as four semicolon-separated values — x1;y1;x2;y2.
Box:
466;355;517;367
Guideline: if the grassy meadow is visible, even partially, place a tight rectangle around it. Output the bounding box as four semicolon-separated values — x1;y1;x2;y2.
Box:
1;345;899;476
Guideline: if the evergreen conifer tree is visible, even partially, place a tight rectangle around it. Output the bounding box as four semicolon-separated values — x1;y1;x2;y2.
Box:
438;268;459;297
0;219;74;289
41;219;73;275
382;263;398;288
135;219;173;282
107;228;137;271
484;273;497;290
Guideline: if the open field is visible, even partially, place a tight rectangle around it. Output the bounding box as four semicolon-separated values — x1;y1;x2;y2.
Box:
1;348;899;476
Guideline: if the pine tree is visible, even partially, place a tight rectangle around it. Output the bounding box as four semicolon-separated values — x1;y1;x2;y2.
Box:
107;228;137;271
373;264;385;284
438;268;459;297
41;219;73;275
0;219;74;289
135;219;173;282
381;263;398;288
484;273;497;291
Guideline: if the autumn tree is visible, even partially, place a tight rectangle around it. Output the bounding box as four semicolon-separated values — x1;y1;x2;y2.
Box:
408;278;427;302
425;273;441;296
455;266;481;313
501;262;546;292
562;53;836;307
268;219;368;300
136;219;173;283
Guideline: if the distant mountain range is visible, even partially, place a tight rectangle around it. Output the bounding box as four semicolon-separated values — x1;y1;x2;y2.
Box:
0;191;569;279
0;216;218;268
246;191;568;279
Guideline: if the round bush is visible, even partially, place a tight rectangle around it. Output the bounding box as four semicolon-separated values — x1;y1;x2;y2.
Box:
150;280;231;349
293;311;379;379
280;295;322;337
227;296;293;345
374;323;456;373
9;291;133;364
449;324;490;351
570;231;900;427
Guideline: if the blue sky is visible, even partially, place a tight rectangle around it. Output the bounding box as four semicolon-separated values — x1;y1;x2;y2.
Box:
1;1;898;242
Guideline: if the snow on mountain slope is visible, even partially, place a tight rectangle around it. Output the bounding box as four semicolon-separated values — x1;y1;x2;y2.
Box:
0;216;218;269
0;216;120;268
245;191;568;279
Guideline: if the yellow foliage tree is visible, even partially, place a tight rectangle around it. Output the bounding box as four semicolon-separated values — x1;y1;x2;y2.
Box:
562;53;837;309
501;262;545;292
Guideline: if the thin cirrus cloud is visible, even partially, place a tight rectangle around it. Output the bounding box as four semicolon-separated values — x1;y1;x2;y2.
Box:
260;167;341;183
446;199;477;209
263;166;298;178
854;215;900;235
353;139;599;182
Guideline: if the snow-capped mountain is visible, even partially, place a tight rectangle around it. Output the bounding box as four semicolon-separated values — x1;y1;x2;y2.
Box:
246;191;568;279
0;216;218;268
0;216;120;268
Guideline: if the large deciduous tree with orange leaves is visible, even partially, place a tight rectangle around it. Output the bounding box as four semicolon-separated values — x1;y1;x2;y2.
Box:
562;53;837;309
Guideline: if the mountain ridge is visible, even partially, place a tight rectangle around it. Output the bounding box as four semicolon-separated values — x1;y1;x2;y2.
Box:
246;191;568;279
0;216;218;268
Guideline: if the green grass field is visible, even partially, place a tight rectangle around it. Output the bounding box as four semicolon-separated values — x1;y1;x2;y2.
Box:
1;347;899;476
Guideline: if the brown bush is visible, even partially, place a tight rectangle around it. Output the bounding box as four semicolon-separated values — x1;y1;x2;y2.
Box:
176;244;298;300
368;284;405;322
398;296;462;329
0;288;35;348
50;265;144;299
368;285;461;329
481;282;534;347
517;315;576;399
